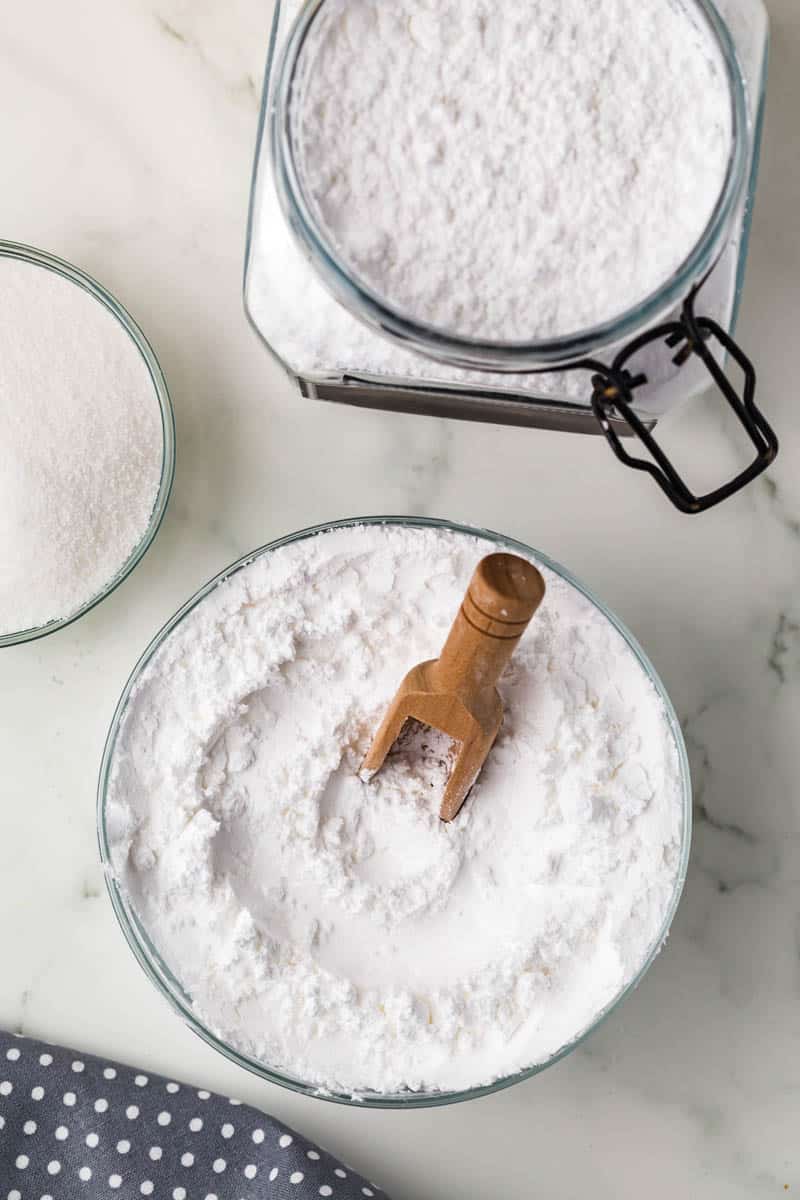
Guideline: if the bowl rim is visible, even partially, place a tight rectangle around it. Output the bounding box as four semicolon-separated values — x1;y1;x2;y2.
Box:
97;515;692;1109
0;239;176;648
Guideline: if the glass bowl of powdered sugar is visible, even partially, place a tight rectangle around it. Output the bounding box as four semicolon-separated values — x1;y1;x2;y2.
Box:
99;517;691;1107
0;241;174;647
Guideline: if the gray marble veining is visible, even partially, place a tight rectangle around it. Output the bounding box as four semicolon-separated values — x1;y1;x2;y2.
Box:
0;1;798;1197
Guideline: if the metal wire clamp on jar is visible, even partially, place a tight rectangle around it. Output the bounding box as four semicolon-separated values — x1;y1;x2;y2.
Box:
247;0;776;514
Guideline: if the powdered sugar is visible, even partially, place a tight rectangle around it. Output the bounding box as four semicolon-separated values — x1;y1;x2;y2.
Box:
291;0;732;341
106;523;685;1096
0;254;163;636
246;0;735;403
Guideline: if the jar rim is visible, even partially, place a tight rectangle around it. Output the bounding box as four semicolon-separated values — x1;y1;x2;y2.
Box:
271;0;749;373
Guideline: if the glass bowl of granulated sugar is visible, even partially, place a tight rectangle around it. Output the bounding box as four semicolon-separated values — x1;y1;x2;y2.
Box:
0;241;174;647
99;517;692;1108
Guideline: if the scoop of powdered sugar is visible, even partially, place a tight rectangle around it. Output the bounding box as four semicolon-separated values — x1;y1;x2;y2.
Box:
106;524;684;1095
0;256;163;635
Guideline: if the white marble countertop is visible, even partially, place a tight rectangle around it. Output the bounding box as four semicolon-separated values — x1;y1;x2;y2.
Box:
1;2;799;1197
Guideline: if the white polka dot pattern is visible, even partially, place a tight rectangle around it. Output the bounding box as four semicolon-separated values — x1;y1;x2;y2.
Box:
0;1031;387;1199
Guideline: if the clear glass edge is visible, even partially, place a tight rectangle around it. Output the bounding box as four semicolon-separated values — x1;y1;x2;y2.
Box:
96;515;693;1110
242;1;300;388
268;0;749;373
0;240;176;649
729;17;769;334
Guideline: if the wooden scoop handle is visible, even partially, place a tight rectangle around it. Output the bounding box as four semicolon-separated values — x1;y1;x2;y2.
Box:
431;554;546;697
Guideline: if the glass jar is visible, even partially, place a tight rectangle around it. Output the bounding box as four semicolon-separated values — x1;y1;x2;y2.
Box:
244;0;775;513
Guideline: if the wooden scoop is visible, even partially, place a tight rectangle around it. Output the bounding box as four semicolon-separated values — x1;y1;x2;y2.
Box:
361;553;546;822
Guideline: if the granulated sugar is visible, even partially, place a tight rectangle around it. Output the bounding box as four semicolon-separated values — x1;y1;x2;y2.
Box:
106;524;685;1096
292;0;731;342
0;256;163;635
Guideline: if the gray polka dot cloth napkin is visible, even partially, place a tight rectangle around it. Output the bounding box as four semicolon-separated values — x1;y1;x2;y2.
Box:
0;1031;388;1200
